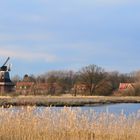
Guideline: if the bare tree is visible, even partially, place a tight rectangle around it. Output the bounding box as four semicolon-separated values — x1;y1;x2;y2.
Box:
11;75;21;83
78;64;106;95
41;70;77;94
132;71;140;83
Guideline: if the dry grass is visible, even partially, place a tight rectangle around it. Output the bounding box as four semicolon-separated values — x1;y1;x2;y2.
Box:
0;96;140;107
0;107;140;140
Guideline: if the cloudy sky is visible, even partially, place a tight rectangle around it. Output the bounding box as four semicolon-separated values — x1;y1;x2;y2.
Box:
0;0;140;76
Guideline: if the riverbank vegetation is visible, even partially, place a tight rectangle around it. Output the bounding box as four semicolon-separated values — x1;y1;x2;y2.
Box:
0;96;140;107
12;64;140;96
0;106;140;140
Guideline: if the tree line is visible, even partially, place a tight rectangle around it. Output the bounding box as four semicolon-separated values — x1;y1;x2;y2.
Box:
12;64;140;96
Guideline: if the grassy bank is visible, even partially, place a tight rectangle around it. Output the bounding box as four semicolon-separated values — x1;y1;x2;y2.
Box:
0;95;140;107
0;107;140;140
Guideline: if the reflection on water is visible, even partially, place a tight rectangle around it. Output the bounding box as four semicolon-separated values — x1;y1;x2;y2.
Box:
1;103;140;116
81;103;140;116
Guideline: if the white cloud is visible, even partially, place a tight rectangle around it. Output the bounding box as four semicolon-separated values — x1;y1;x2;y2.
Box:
0;33;52;41
0;47;57;62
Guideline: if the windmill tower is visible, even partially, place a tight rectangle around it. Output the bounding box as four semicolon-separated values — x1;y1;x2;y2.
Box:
0;57;14;94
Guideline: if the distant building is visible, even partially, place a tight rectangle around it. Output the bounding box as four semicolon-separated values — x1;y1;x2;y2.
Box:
16;82;34;94
16;81;62;95
119;83;135;90
73;83;90;95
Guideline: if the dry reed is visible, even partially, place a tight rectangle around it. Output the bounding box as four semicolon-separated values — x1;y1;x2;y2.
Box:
0;106;140;140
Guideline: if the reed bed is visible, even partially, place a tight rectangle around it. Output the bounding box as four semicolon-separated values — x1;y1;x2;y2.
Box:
0;106;140;140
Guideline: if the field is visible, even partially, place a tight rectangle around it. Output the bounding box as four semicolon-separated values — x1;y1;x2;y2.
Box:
0;106;140;140
0;95;140;107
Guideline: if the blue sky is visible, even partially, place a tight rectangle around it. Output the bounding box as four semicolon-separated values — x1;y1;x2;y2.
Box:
0;0;140;77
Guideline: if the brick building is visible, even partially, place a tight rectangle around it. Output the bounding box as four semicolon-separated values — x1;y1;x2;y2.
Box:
16;82;34;94
16;82;62;95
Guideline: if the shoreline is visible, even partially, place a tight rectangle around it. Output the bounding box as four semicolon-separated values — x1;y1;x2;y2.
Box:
0;96;140;107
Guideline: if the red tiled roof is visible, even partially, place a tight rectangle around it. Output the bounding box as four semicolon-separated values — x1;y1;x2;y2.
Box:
119;83;134;90
16;82;34;86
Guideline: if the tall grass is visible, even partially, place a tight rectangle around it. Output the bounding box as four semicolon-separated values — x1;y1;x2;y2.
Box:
0;106;140;140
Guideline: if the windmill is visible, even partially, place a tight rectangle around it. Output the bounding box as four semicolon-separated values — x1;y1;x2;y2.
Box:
0;57;14;93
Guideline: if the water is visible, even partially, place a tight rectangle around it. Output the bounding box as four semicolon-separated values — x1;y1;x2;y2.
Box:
1;103;140;116
84;103;140;114
38;103;140;115
81;103;140;116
